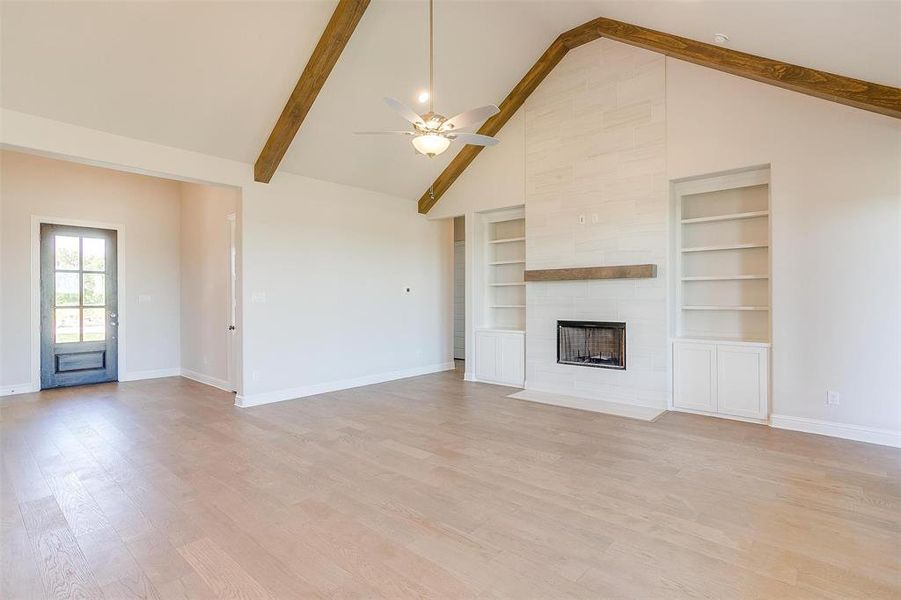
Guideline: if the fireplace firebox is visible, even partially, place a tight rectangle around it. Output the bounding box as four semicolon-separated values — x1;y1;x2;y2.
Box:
557;321;626;370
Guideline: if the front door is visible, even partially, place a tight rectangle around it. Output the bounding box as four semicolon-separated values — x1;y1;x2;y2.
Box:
40;224;118;389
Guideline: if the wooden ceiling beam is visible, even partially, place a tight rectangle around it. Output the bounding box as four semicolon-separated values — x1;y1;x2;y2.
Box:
254;0;370;184
418;17;901;214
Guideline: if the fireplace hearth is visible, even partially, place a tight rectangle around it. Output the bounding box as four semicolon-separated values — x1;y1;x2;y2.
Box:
557;321;626;370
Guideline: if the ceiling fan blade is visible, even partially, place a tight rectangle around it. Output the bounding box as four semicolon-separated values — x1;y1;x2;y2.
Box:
440;105;500;131
384;97;425;126
354;130;415;136
448;132;500;146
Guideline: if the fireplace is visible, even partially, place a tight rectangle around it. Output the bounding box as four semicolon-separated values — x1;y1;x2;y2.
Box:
557;321;626;369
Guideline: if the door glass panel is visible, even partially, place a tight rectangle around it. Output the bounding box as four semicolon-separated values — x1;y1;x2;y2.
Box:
82;238;105;271
83;273;105;306
55;308;80;343
82;308;106;341
55;236;80;270
55;272;80;306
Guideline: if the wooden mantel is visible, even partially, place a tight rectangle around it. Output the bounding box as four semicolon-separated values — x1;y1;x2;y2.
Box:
524;264;657;281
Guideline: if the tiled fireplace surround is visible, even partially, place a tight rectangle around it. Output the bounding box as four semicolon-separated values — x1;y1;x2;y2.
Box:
523;39;668;410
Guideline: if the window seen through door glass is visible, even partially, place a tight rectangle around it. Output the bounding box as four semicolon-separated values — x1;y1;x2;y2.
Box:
55;308;80;343
83;308;106;341
83;274;105;306
55;273;80;306
82;238;105;271
55;236;79;270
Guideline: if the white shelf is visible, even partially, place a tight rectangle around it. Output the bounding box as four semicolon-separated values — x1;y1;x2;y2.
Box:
682;305;769;311
488;237;525;244
682;242;768;253
490;305;526;309
489;282;526;287
489;259;526;265
681;210;769;224
671;336;770;347
681;275;769;281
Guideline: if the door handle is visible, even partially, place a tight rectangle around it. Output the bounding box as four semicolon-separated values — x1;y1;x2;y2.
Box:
228;325;236;331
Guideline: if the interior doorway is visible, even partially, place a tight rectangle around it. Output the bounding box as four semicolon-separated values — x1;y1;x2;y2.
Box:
453;216;465;364
40;223;118;388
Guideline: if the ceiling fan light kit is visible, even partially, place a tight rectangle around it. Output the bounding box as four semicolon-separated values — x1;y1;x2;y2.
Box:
355;0;500;158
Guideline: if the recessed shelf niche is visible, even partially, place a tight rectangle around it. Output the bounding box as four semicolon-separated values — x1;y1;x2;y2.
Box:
484;212;526;331
674;171;771;343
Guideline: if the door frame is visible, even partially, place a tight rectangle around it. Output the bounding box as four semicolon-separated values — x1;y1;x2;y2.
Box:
30;216;126;390
226;212;237;392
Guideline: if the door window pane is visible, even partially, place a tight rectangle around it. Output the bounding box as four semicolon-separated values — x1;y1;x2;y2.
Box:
82;308;105;341
55;308;80;343
55;236;79;270
82;238;105;271
83;274;105;306
55;273;80;306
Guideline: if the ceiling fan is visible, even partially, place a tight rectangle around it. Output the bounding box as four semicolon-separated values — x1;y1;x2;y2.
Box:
355;0;500;158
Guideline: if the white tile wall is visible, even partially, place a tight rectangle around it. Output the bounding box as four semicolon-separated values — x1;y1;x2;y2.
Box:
524;39;668;409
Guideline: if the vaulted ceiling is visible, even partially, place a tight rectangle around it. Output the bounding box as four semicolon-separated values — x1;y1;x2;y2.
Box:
3;1;899;199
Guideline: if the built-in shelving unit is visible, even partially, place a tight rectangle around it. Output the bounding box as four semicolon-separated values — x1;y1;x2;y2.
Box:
484;211;526;331
674;169;771;343
671;168;772;422
473;207;526;387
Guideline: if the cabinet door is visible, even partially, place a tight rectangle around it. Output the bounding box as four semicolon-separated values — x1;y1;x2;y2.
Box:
498;333;525;387
717;345;768;419
673;342;717;412
474;331;499;382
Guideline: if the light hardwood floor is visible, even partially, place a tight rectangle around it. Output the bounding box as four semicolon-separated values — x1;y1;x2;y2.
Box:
2;369;899;599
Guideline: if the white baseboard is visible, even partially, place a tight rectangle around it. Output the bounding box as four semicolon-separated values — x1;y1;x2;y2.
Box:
509;389;666;422
180;369;232;392
0;382;38;397
770;414;900;448
119;368;181;382
235;362;456;408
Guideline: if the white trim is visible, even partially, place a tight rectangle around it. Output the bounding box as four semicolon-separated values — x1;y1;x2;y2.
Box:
0;383;38;397
119;368;181;382
30;216;127;391
670;405;767;425
770;414;900;448
234;362;456;408
180;369;232;392
509;389;666;422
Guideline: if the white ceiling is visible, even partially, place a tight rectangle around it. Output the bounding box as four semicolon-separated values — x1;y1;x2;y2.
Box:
3;1;899;199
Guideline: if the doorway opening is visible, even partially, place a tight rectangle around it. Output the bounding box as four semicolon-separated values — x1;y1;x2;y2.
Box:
453;216;465;372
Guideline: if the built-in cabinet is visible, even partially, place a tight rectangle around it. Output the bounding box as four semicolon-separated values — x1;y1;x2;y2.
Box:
672;168;771;422
474;329;525;386
673;340;768;420
473;207;525;387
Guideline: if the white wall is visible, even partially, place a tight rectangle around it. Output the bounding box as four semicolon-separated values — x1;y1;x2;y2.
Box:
667;60;901;433
237;172;454;406
0;150;182;388
179;182;240;389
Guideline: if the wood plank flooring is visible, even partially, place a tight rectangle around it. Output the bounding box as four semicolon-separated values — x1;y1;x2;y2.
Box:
1;369;898;599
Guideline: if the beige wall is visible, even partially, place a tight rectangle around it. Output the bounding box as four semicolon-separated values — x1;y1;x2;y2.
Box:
179;182;239;388
667;59;900;433
238;171;454;405
0;150;182;388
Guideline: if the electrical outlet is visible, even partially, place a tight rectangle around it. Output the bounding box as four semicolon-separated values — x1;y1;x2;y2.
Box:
826;390;840;406
578;215;586;225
